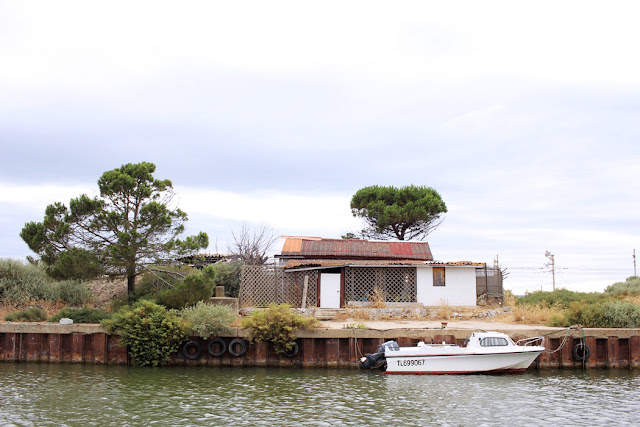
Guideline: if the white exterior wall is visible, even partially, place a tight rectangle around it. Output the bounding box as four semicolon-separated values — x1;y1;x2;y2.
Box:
416;267;477;306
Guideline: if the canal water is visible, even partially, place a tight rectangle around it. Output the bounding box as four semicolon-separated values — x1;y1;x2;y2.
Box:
1;364;639;426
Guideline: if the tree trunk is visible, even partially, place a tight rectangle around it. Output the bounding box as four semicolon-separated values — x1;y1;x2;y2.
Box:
127;273;136;295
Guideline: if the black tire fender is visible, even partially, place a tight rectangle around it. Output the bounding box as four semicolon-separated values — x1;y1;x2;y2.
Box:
573;343;590;361
207;338;226;357
283;342;299;358
229;338;247;357
183;341;202;360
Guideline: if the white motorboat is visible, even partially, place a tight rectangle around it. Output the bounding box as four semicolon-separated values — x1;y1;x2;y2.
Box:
360;331;545;375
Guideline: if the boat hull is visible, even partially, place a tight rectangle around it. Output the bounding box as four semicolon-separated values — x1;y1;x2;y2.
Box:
384;349;543;375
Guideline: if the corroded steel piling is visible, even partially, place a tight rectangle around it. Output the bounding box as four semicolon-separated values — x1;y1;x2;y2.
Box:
1;324;639;370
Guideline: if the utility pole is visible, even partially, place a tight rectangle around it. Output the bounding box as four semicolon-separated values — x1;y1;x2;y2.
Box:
545;251;556;291
634;249;637;277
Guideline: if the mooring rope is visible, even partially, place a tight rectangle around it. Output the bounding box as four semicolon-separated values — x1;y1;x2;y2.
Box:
543;325;584;354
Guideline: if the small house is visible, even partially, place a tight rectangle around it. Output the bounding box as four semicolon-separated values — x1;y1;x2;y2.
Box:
239;236;489;308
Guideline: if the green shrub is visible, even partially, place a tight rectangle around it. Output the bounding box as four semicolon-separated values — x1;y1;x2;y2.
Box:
547;301;605;327
518;289;609;308
605;276;640;296
211;262;242;298
0;259;92;305
101;300;191;367
50;280;93;306
181;302;236;339
49;307;111;323
598;301;640;328
5;306;48;322
241;304;317;354
546;300;640;328
157;266;216;309
0;259;55;303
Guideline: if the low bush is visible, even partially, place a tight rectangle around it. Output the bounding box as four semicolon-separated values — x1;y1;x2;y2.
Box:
5;306;48;322
101;300;191;366
49;307;111;323
157;266;216;309
51;280;93;306
241;304;317;354
0;259;55;303
547;300;640;328
181;302;236;339
0;259;92;305
605;276;640;297
518;289;609;308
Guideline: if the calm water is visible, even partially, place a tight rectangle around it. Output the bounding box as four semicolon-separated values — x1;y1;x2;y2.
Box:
1;364;639;426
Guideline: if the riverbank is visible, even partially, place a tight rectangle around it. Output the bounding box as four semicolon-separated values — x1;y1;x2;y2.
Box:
2;321;639;369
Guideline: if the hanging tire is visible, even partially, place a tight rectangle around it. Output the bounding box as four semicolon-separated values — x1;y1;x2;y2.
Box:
207;338;226;357
283;342;299;358
229;338;247;357
183;341;202;360
573;343;590;361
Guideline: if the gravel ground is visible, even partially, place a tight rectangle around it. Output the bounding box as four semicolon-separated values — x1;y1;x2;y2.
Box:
318;320;560;330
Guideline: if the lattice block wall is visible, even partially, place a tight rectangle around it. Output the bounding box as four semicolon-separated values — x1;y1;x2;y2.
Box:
240;266;318;307
345;267;417;303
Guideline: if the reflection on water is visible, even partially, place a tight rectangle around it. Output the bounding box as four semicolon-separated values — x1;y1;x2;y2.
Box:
1;364;639;426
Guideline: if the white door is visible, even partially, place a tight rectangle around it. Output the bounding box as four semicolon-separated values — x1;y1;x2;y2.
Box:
320;273;341;308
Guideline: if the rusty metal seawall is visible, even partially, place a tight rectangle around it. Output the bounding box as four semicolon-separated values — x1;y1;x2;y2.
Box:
1;323;640;369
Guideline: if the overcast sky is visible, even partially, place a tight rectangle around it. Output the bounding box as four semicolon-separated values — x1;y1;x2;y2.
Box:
1;1;639;294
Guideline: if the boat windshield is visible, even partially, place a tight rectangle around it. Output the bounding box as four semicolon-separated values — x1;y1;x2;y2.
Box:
480;337;509;347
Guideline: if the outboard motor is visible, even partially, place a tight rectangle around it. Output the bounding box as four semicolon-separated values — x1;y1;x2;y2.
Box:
359;340;399;370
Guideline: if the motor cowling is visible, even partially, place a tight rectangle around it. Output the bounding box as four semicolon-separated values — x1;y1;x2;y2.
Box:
359;341;398;369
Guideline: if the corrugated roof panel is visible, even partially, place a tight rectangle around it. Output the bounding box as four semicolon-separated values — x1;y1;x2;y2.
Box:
283;259;485;270
280;237;432;261
282;238;303;253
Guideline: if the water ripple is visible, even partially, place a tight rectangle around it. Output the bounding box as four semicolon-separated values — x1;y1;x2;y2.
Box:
1;364;639;426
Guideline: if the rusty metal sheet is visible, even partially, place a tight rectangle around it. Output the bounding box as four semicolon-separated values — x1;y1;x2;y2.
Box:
280;237;433;261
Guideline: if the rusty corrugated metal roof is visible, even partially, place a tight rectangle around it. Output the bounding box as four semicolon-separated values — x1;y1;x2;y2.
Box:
279;237;433;261
283;259;485;270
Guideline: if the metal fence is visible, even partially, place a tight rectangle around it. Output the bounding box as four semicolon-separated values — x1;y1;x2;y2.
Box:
240;266;318;307
240;265;502;307
476;267;503;298
345;267;417;303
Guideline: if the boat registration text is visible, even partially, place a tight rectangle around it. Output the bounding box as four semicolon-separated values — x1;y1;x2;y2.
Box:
395;359;425;367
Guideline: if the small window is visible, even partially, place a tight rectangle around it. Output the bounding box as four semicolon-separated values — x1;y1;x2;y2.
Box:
480;337;509;347
433;267;445;286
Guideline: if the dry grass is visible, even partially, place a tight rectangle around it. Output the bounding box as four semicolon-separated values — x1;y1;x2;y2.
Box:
623;295;640;306
432;300;453;320
0;300;69;322
369;287;386;309
494;304;563;325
